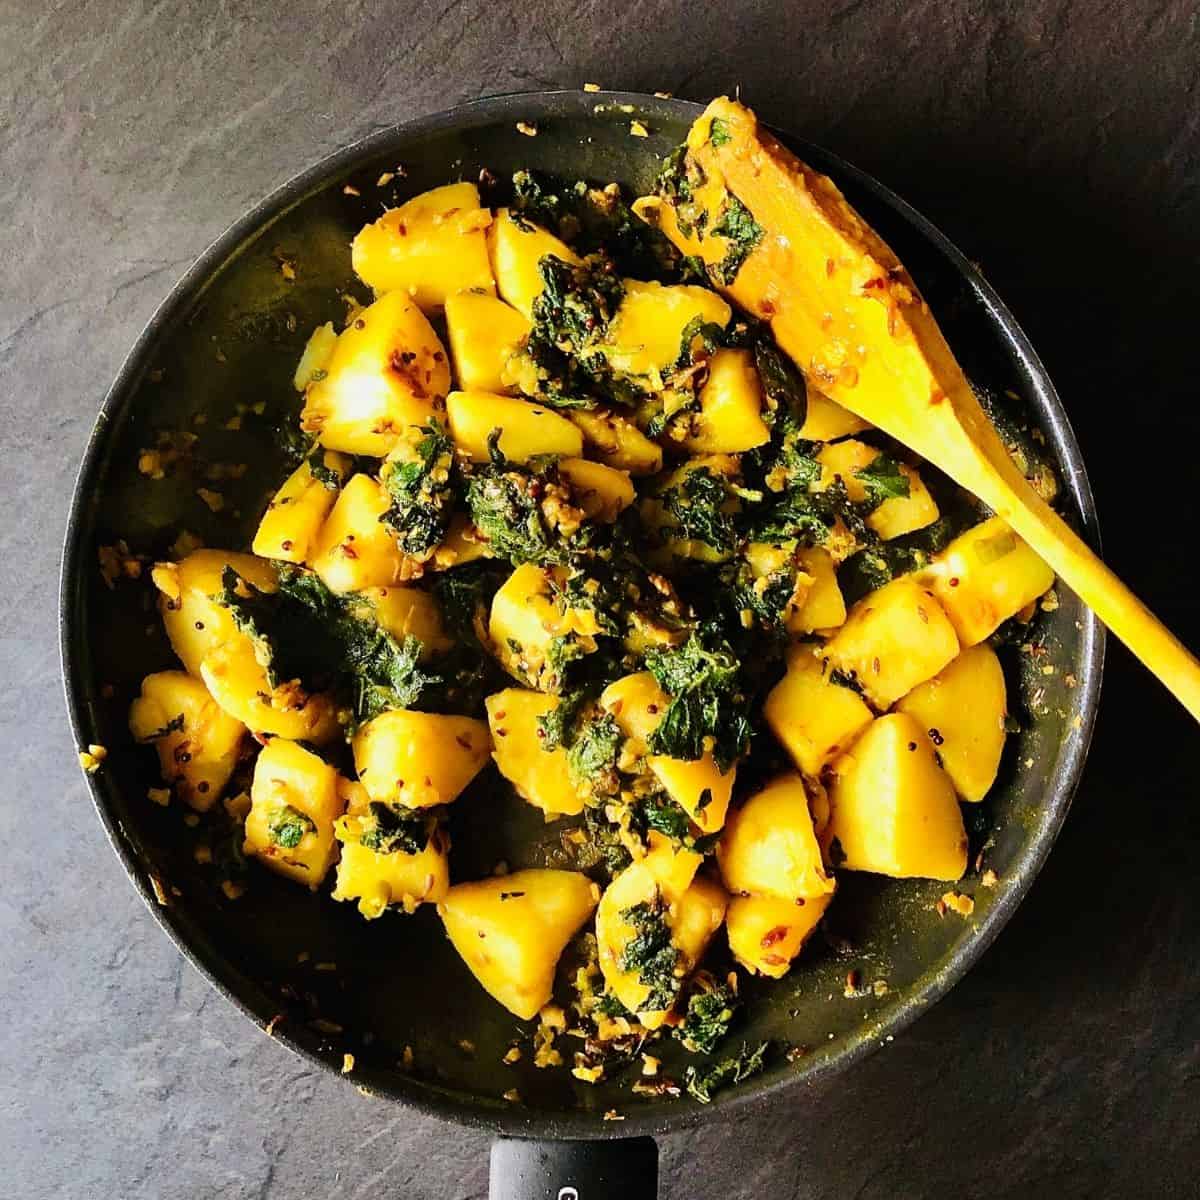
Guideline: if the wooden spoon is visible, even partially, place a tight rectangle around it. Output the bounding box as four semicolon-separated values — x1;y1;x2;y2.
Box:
643;96;1200;720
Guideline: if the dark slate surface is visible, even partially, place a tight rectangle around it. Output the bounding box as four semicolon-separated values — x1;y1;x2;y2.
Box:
3;1;1198;1196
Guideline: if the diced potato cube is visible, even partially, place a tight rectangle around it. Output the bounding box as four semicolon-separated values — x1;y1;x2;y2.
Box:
445;291;531;392
346;585;451;658
595;859;727;1027
826;713;967;881
743;541;814;628
152;550;277;678
243;738;344;888
446;389;583;463
558;458;635;521
252;451;350;564
568;408;663;475
352;183;495;311
681;349;770;453
726;892;833;978
293;321;339;391
896;644;1008;802
816;439;939;540
822;576;960;709
787;546;846;633
489;563;604;692
439;869;598;1019
764;646;874;777
797;386;871;441
600;672;734;834
300;290;450;456
717;773;835;901
352;709;491;808
487;208;580;317
638;832;704;899
332;778;450;918
310;474;407;594
924;517;1055;645
129;670;245;811
597;279;731;387
486;688;583;816
200;639;340;743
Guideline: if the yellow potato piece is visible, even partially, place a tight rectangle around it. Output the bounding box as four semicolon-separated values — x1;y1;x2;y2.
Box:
152;549;277;678
827;713;967;881
896;643;1008;802
816;439;939;541
764;645;874;777
486;688;583;817
293;321;339;391
726;892;833;978
352;709;491;808
252;451;350;564
352;182;495;311
600;672;734;834
822;576;960;709
924;516;1055;646
569;408;663;475
243;738;345;889
681;348;770;454
332;778;450;918
346;585;451;658
798;386;871;441
445;291;530;392
487;208;580;317
129;670;244;811
439;869;598;1020
557;457;635;521
446;389;583;463
310;474;407;594
300;290;450;456
717;773;835;901
787;546;846;633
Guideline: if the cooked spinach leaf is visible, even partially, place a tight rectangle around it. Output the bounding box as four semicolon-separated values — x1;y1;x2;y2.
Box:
855;453;911;507
381;421;454;556
708;117;732;148
684;1041;769;1102
709;196;763;285
659;467;739;553
268;804;315;850
675;983;739;1054
618;894;681;1011
358;800;429;855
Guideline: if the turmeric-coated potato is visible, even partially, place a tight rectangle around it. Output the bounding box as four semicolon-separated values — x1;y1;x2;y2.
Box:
557;458;635;522
797;386;871;442
925;517;1055;646
446;389;583;463
352;709;491;808
310;475;408;594
352;182;495;311
252;450;350;564
681;348;770;454
896;644;1008;802
826;713;967;881
822;576;960;710
486;688;583;816
568;408;663;476
300;290;450;456
293;322;339;391
726;892;834;978
346;585;451;658
445;291;530;393
243;738;345;889
439;869;598;1019
487;208;580;317
786;546;846;634
717;773;835;902
129;670;244;811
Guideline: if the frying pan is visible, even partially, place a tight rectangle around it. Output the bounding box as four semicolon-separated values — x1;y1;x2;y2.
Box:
60;90;1104;1199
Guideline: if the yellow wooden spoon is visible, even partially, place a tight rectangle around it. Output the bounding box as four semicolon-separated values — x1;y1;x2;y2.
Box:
648;96;1200;720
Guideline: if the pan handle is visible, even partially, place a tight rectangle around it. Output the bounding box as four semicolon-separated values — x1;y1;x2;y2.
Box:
489;1137;658;1200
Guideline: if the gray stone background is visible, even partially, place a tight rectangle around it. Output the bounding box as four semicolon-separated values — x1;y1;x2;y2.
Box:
3;0;1198;1196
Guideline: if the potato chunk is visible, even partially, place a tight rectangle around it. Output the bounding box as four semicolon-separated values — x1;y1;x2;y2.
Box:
251;451;350;564
346;585;450;658
681;348;770;454
568;408;663;475
717;773;835;901
600;672;734;834
822;576;960;709
243;738;344;888
816;440;939;541
446;389;583;463
896;644;1008;802
798;386;871;441
595;859;727;1027
152;550;277;678
332;778;450;918
826;713;967;881
352;182;495;311
787;546;846;633
439;869;598;1019
300;291;450;456
487;208;580;317
293;322;339;391
925;516;1055;646
309;474;407;594
557;458;635;522
764;646;874;777
352;709;490;808
129;670;244;811
445;291;531;392
486;688;583;817
726;892;833;978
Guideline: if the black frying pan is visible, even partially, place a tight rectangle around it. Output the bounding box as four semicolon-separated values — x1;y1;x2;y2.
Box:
60;91;1104;1199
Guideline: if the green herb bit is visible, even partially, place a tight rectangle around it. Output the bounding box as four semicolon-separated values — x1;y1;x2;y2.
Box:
660;467;739;553
381;420;455;556
358;801;429;856
675;983;739;1055
709;196;763;286
567;712;623;795
618;894;681;1012
306;443;344;490
268;804;315;850
854;453;911;508
708;117;732;148
684;1041;769;1103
